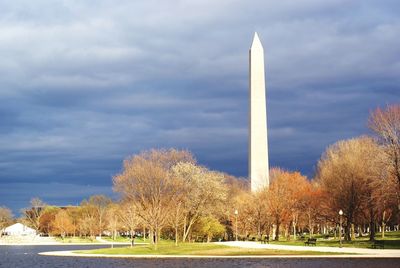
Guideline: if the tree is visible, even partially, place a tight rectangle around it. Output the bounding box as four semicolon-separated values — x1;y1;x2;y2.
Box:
113;149;194;248
105;204;121;242
240;190;270;240
267;169;308;240
171;162;227;242
86;195;112;238
52;210;74;240
39;206;60;235
22;198;46;232
0;206;13;236
316;136;383;241
80;200;99;239
118;201;140;247
166;174;187;246
301;183;324;238
65;206;81;237
369;104;400;209
196;216;225;242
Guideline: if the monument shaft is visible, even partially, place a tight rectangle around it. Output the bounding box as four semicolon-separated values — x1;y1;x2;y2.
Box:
249;32;269;192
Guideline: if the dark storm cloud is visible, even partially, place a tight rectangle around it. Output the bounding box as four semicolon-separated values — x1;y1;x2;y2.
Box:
0;0;399;212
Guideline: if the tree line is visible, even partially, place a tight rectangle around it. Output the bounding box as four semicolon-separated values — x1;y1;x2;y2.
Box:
0;104;399;245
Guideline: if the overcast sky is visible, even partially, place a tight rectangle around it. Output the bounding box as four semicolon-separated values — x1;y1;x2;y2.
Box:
0;0;399;212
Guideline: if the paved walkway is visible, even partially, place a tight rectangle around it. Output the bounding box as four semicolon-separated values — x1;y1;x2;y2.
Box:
0;235;138;246
95;236;131;245
38;241;400;259
0;235;61;245
216;241;400;258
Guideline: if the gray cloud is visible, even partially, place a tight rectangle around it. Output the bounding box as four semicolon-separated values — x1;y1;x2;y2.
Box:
0;0;399;212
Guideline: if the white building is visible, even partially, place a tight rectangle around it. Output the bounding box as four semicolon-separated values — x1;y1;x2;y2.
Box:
2;223;36;236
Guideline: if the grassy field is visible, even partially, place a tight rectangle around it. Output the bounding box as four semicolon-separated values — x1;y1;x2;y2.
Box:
269;231;400;249
102;236;145;243
54;236;145;243
76;241;345;256
55;237;99;243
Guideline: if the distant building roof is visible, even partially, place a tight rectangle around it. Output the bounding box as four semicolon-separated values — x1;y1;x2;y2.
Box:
3;223;36;236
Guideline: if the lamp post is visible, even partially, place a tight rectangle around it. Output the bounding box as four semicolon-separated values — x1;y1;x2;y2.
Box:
339;209;343;248
234;209;238;241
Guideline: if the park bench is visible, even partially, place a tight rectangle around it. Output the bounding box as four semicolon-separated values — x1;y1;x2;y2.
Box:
304;238;317;246
371;240;385;249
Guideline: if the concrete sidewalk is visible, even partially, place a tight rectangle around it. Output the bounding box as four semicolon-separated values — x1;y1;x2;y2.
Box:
216;241;400;257
38;241;400;259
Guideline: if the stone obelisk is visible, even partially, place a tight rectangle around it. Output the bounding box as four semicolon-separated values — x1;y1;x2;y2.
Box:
249;32;269;192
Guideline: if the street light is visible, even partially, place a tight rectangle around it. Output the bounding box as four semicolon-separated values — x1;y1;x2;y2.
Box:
339;209;343;248
234;209;238;241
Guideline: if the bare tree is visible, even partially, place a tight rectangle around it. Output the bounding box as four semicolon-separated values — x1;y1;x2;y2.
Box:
22;198;46;232
113;149;193;248
267;169;308;240
301;182;324;238
166;174;187;246
171;162;227;242
317;136;383;241
52;210;74;240
39;206;60;235
85;195;112;238
0;206;13;236
80;200;99;240
118;201;140;247
369;104;400;209
239;190;270;240
105;203;121;242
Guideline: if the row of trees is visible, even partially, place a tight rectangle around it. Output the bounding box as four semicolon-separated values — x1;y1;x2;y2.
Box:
1;104;398;245
229;105;399;242
113;149;230;247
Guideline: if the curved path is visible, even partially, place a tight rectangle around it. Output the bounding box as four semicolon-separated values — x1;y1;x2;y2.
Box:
38;241;400;258
216;241;400;258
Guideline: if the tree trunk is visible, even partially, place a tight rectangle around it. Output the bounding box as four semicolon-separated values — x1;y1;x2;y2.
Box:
157;227;161;244
153;228;159;250
309;219;314;238
382;211;386;239
369;220;376;241
334;226;337;240
293;219;297;240
285;224;290;241
183;216;187;241
345;222;351;241
130;229;134;248
99;218;102;238
275;221;280;241
182;217;196;242
149;229;154;245
175;225;179;246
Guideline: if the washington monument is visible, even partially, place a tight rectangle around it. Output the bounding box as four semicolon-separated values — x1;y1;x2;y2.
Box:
249;32;269;192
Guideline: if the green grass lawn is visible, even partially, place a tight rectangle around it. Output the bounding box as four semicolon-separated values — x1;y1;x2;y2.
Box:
102;236;145;243
75;241;346;256
268;231;400;249
55;237;99;243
